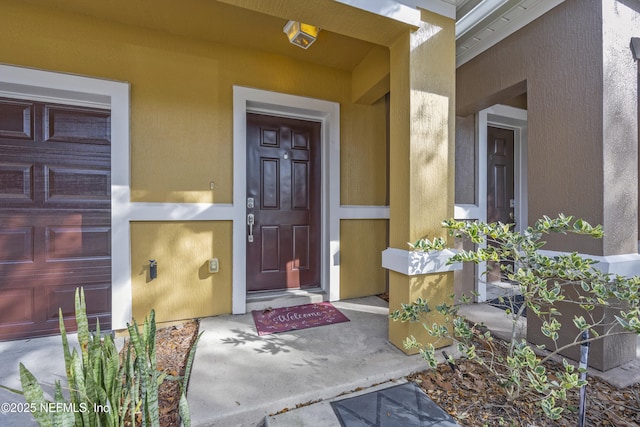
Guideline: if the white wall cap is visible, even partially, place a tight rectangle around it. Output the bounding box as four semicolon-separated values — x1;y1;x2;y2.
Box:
539;250;640;277
382;247;463;276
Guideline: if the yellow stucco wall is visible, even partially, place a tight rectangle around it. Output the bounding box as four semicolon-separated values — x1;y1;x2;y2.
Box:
0;0;387;205
339;220;388;299
0;0;389;319
341;96;388;206
130;222;232;323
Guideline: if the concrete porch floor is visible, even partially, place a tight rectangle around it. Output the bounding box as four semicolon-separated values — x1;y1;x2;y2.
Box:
187;296;430;426
0;296;432;427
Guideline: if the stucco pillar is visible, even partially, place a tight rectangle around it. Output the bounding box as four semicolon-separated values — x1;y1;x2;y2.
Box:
387;10;456;353
600;0;639;256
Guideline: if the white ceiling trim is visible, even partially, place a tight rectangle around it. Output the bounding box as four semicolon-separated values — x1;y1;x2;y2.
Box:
456;0;509;38
456;0;565;67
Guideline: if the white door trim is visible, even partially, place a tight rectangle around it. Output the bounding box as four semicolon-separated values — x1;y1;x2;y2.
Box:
454;104;527;301
0;63;131;330
232;86;341;314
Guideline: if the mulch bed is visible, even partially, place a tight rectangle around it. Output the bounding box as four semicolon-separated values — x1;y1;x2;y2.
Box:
155;320;200;426
410;359;640;426
377;293;640;425
120;319;200;427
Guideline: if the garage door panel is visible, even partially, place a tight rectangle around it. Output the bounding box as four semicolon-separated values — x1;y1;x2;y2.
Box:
46;226;111;261
44;106;110;146
0;162;34;202
0;288;34;325
47;283;111;323
0;99;111;340
0;226;34;264
45;165;110;203
0;99;33;140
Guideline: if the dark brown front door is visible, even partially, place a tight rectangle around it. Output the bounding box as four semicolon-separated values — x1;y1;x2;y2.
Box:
487;126;515;224
0;98;111;340
487;126;515;281
246;113;321;292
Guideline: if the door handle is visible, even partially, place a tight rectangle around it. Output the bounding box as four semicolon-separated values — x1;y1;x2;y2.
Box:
247;213;255;242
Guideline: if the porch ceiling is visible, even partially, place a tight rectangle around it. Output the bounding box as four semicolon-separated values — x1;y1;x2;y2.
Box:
19;0;382;72
21;0;565;71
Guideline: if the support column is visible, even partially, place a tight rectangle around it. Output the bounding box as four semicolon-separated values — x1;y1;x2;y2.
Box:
601;0;639;256
387;10;456;353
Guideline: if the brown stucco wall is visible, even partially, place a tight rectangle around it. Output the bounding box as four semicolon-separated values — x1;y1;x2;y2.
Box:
457;0;640;256
457;0;640;370
455;114;476;205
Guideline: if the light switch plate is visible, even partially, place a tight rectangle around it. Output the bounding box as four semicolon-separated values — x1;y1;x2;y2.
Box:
208;258;219;273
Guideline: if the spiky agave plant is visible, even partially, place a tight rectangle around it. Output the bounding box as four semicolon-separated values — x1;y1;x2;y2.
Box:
16;287;201;427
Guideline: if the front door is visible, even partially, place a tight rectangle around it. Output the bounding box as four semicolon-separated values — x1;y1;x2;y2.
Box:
246;113;321;292
487;126;515;282
0;98;112;340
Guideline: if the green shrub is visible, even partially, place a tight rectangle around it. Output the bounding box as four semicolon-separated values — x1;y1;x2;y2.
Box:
391;215;640;421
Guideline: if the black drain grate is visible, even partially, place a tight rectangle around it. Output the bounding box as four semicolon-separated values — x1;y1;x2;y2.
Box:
488;294;527;317
331;382;459;427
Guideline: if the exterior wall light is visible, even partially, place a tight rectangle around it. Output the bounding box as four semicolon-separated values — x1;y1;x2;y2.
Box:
631;37;640;61
283;20;320;49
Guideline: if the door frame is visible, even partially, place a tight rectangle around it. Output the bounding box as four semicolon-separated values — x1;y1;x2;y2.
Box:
232;87;340;314
454;104;527;301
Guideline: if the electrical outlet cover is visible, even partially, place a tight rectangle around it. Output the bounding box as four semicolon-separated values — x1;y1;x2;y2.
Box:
208;258;219;273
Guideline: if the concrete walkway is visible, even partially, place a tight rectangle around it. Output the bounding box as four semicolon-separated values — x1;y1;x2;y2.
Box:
188;296;432;426
0;332;82;426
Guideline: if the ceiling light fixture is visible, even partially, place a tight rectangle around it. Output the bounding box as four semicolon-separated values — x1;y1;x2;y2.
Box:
283;20;320;49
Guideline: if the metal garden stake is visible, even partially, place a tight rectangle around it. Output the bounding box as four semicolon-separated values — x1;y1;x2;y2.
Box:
578;330;590;427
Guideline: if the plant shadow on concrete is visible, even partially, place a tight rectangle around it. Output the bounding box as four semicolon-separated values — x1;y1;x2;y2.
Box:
1;288;201;427
391;215;640;425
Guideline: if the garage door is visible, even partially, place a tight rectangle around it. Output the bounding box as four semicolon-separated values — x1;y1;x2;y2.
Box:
0;97;111;340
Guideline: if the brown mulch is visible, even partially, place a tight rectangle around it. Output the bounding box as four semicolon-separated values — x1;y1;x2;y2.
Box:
133;319;199;427
377;292;640;426
410;360;640;426
155;320;200;426
120;319;200;427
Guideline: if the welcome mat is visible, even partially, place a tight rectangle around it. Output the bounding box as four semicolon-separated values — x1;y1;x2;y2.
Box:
252;302;349;336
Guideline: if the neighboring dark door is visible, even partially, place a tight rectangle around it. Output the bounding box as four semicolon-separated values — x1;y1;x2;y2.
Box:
0;98;112;340
487;126;515;281
487;126;515;224
246;113;321;292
